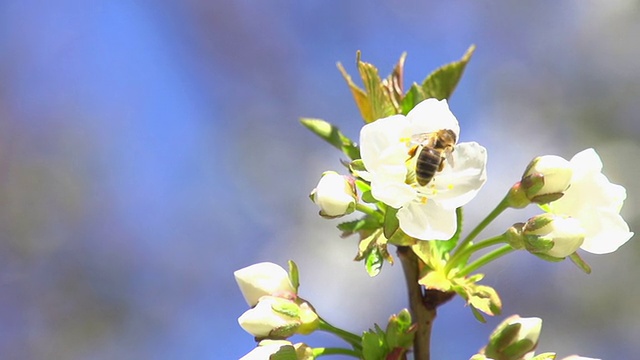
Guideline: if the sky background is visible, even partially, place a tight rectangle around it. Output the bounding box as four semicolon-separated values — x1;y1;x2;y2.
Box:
0;1;639;359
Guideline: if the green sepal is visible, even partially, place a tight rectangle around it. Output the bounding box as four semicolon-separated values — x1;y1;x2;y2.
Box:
288;260;300;293
299;118;360;160
270;323;300;339
271;300;300;318
349;159;367;172
383;207;400;239
270;345;299;360
530;192;565;205
361;190;377;204
569;252;592;274
523;234;555;253
421;45;475;100
533;252;566;262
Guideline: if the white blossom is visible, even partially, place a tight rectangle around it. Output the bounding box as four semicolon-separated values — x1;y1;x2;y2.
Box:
359;98;487;240
545;148;633;254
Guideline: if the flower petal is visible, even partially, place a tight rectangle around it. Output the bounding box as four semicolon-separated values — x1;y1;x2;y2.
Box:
371;180;416;209
406;98;461;140
360;115;410;173
578;210;633;254
397;200;457;240
429;142;488;208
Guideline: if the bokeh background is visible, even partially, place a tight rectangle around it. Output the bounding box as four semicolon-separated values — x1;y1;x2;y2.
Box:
1;1;639;359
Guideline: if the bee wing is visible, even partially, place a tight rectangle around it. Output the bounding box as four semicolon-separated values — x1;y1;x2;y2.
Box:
410;132;435;145
444;148;455;168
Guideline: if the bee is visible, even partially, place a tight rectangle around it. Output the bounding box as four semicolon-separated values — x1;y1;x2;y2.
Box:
407;129;457;186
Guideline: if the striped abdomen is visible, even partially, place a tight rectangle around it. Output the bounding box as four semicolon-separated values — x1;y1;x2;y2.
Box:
415;147;443;186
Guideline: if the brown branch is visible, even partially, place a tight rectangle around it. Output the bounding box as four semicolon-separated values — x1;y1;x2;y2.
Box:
397;246;455;360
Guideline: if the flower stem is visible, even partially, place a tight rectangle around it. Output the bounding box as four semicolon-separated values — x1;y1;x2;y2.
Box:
445;235;507;274
312;347;361;358
451;196;510;260
398;246;456;360
356;203;384;222
318;318;362;351
457;245;515;277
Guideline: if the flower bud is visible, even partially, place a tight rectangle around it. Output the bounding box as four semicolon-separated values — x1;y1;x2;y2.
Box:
240;340;313;360
484;315;542;360
240;340;295;360
521;155;573;204
235;262;296;307
238;296;319;339
310;171;357;218
522;214;585;258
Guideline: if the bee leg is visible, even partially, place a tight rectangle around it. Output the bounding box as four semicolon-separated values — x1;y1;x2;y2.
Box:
437;157;446;172
407;145;419;159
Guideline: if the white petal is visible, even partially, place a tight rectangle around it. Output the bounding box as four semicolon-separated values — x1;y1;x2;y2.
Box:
569;148;602;179
579;210;633;254
406;98;461;140
371;179;416;208
234;262;295;307
429;142;488;208
397;201;457;240
360;115;411;173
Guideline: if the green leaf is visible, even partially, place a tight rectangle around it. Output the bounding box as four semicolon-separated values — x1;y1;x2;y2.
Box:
337;215;381;237
365;246;384;277
421;45;475;100
288;260;300;293
362;329;387;360
337;61;374;123
400;83;425;115
299;118;360;160
569;252;592;274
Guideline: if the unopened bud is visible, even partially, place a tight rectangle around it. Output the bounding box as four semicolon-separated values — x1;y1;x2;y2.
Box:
522;214;585;258
484;315;542;360
310;171;357;218
521;155;572;204
238;296;319;339
235;262;296;307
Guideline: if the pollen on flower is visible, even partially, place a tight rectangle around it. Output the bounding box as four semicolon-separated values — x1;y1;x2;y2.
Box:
420;196;428;204
447;184;454;190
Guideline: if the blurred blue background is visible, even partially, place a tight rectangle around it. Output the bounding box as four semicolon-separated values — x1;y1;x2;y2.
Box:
0;1;638;359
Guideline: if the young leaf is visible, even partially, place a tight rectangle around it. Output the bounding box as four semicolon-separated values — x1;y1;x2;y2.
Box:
400;82;426;115
356;53;397;122
337;215;381;238
421;44;476;101
362;329;387;360
288;260;300;293
299;118;360;160
383;207;400;239
338;61;374;123
365;246;384;277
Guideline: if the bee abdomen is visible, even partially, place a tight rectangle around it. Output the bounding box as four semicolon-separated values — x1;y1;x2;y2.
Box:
415;148;442;186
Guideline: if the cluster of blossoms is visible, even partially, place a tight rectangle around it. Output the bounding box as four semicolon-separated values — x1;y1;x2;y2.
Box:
507;148;633;259
235;262;318;359
235;50;633;359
